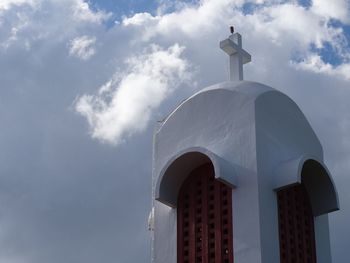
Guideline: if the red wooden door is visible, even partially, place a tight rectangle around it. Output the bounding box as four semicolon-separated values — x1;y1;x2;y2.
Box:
277;184;317;263
177;163;233;263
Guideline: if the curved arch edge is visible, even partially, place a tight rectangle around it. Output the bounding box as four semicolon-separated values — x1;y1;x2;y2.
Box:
155;147;238;208
273;155;340;216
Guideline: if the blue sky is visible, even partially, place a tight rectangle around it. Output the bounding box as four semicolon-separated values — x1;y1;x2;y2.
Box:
90;0;158;14
0;0;349;262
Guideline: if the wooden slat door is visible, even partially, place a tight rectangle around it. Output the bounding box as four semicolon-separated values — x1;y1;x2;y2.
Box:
177;163;233;263
277;184;317;263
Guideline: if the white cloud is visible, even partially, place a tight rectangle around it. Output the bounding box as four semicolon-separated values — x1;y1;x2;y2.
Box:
293;54;350;80
123;1;328;43
311;0;350;24
246;4;340;48
293;54;333;73
122;0;238;39
122;1;348;79
0;0;36;11
75;44;191;145
122;12;159;26
0;0;111;25
0;0;111;52
69;35;96;60
71;0;111;23
0;10;31;49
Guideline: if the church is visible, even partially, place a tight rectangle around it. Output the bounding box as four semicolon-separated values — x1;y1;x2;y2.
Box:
148;28;339;263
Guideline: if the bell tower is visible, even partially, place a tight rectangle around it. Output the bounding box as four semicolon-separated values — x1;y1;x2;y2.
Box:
149;28;339;263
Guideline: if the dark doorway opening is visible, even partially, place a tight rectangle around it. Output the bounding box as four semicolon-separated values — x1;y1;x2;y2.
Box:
177;163;233;263
277;184;317;263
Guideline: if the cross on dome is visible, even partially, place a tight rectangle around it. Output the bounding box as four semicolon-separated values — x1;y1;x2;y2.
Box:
220;27;251;81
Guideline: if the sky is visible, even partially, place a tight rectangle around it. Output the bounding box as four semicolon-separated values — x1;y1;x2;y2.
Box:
0;0;349;262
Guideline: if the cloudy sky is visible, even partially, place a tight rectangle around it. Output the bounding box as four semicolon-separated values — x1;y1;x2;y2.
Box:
0;0;349;262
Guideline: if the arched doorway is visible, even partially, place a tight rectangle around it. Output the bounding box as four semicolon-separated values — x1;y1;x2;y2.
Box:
277;184;317;263
177;163;233;263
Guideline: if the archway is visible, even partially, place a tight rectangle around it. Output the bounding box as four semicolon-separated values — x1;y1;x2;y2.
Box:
155;148;237;208
177;163;233;263
276;159;338;263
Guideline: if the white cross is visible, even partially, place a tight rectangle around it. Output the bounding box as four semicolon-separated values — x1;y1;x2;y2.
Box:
220;31;251;81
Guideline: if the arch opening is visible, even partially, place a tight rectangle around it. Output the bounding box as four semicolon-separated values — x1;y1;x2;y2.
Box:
301;159;339;216
157;152;213;207
273;157;339;216
276;159;339;262
155;149;237;207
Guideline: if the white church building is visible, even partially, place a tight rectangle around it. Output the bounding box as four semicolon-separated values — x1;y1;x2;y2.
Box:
149;28;339;263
